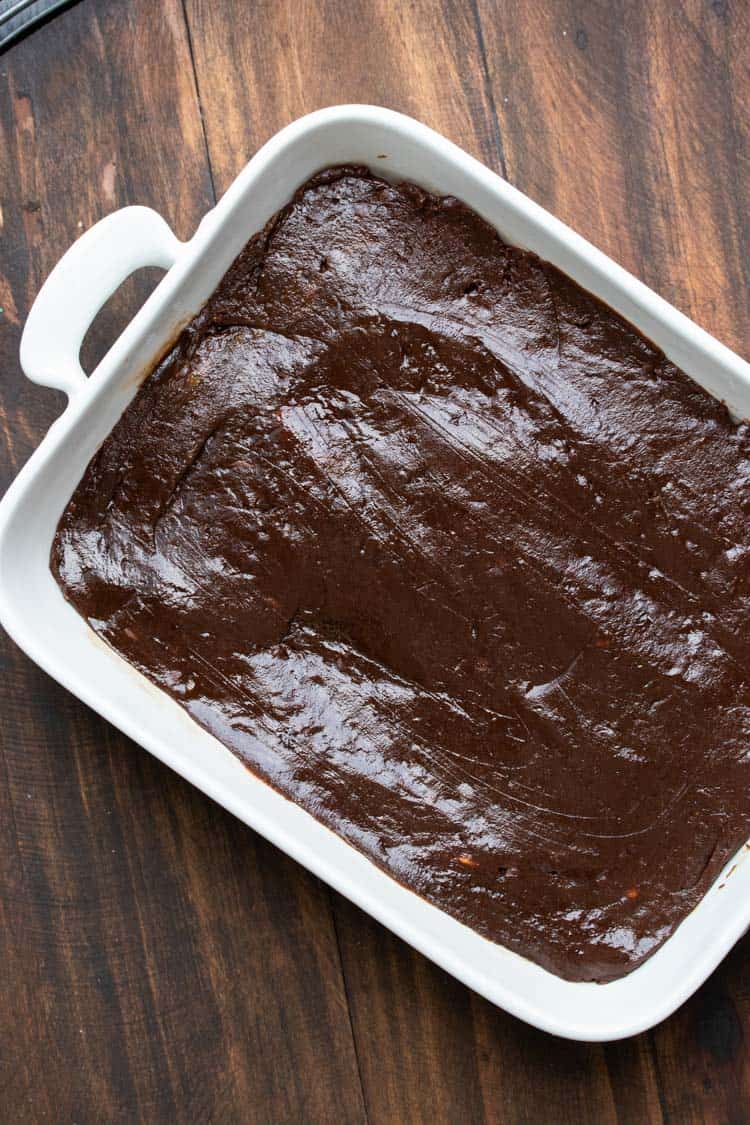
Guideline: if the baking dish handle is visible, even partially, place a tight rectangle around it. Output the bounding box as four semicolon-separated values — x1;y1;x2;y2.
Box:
19;206;183;400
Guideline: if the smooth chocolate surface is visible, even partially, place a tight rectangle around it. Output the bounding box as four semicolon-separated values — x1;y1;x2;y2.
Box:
52;168;750;981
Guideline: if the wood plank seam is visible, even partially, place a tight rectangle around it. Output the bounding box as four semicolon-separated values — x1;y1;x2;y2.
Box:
469;0;508;178
179;0;218;205
174;6;372;1117
330;891;373;1125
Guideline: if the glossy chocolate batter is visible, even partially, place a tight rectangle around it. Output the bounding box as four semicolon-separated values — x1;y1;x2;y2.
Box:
52;168;750;981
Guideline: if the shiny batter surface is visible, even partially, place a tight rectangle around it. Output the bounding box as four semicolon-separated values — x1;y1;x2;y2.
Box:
53;168;750;981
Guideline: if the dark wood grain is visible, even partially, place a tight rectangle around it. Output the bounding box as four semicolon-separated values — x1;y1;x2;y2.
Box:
0;3;366;1123
182;0;503;194
2;0;750;1121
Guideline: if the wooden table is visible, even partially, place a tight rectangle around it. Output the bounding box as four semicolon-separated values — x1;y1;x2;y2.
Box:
2;2;749;1120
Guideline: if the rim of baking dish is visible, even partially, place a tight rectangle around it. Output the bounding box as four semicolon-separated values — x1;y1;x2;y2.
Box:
2;105;750;1041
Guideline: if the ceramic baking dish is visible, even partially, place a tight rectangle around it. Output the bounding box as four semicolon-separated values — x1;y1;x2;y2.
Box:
3;106;750;1041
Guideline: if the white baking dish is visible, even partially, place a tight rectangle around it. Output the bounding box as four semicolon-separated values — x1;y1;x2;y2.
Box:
3;106;750;1041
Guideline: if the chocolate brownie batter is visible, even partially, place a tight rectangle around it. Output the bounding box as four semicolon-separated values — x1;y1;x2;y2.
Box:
52;168;750;981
